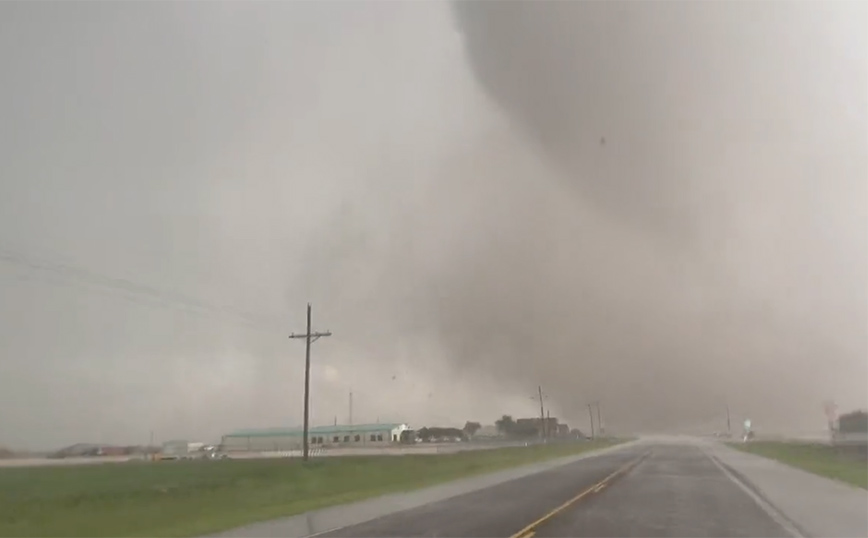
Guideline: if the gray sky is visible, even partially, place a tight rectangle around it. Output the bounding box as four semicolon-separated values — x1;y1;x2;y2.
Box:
0;1;865;449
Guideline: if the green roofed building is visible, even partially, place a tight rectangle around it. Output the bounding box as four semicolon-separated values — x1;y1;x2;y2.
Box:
220;423;409;452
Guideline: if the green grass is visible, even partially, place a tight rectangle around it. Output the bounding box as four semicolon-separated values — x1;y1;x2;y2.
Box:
730;441;867;489
0;440;623;537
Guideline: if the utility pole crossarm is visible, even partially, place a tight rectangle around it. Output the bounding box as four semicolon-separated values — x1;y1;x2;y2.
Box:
289;330;332;341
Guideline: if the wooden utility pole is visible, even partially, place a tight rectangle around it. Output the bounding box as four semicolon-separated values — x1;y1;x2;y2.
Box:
595;402;603;437
546;409;551;440
588;403;595;439
289;303;332;462
349;390;353;426
538;386;546;440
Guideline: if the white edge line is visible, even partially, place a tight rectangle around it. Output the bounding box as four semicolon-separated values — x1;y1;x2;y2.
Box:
306;527;341;538
707;452;806;538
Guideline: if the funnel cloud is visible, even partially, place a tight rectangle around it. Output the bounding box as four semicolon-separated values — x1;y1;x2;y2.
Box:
445;0;867;432
0;1;865;449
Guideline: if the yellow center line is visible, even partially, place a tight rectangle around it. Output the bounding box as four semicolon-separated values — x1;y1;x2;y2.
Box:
510;451;650;538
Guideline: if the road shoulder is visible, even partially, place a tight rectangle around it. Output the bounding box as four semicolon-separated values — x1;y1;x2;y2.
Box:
704;441;868;538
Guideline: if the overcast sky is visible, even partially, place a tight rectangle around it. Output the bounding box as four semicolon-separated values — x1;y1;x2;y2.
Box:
0;1;865;449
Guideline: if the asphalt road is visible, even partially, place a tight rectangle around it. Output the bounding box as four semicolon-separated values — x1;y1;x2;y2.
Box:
321;443;794;538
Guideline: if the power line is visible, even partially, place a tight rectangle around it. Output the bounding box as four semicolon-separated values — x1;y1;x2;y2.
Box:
0;247;285;333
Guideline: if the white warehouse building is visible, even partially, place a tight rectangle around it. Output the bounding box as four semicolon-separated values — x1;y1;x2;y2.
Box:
221;423;409;452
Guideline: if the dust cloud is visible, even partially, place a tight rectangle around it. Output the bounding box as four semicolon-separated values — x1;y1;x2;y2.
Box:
0;1;864;449
443;1;868;433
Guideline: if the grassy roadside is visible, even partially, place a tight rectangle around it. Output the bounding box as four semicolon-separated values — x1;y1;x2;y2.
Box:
729;441;867;490
0;439;624;537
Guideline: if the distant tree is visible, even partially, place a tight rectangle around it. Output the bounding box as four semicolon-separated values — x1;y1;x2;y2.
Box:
512;421;540;439
416;426;465;442
838;410;868;433
433;427;464;439
463;421;482;438
495;415;515;435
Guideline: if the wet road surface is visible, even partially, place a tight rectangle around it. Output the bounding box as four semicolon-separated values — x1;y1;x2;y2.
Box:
320;444;794;537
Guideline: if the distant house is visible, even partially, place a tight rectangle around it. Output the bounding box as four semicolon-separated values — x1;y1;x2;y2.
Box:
49;443;102;458
838;410;868;433
834;410;868;447
475;425;501;438
570;428;588;439
221;423;409;452
98;446;128;456
516;417;562;437
50;444;139;458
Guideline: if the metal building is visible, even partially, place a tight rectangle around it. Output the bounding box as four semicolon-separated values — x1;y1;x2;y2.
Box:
221;423;409;452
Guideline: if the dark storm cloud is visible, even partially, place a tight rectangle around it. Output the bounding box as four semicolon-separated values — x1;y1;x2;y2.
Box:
431;0;868;432
0;1;864;449
0;0;530;448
